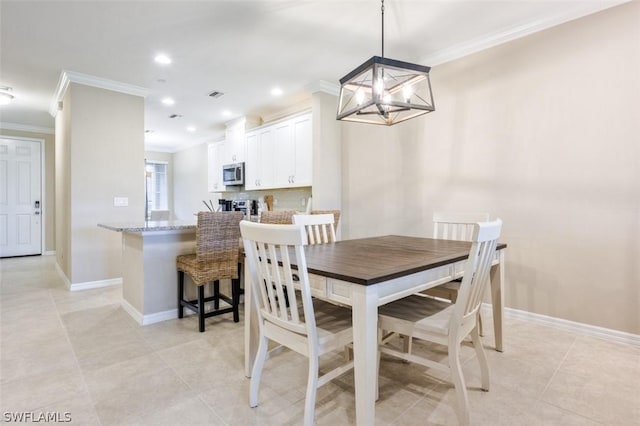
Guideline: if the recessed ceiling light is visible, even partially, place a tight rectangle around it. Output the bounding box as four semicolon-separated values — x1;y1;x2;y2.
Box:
270;87;283;96
162;97;175;105
222;110;232;117
154;54;172;65
186;126;196;132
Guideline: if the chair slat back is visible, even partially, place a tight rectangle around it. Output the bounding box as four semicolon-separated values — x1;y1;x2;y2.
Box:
433;212;490;241
241;221;317;337
311;209;341;233
292;213;337;244
454;219;502;326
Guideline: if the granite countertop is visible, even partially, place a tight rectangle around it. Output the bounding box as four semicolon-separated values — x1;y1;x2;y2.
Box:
98;220;197;233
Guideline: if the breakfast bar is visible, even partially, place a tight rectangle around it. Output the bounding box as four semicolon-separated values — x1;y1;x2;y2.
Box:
98;220;197;325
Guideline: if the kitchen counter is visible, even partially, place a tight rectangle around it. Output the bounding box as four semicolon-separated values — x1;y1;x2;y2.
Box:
98;220;196;233
99;220;199;325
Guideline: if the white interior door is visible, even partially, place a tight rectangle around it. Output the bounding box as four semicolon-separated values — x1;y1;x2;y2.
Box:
0;138;42;257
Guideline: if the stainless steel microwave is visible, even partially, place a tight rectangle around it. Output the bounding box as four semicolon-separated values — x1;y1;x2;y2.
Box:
222;162;244;186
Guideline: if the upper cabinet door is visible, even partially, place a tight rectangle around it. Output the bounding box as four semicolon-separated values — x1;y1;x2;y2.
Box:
223;119;246;164
207;142;225;192
273;112;312;188
291;114;312;187
245;128;275;190
244;131;259;190
273;121;295;186
258;128;275;188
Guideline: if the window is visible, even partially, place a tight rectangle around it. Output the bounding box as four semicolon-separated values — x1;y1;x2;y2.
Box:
145;161;168;217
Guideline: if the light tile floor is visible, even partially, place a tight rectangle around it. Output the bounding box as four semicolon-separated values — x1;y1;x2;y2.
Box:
1;255;639;425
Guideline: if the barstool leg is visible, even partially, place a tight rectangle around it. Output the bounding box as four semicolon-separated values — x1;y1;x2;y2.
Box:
213;280;220;310
198;285;205;332
232;278;240;323
178;271;184;319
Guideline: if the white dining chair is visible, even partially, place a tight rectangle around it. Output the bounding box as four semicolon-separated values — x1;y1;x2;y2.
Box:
240;221;354;426
292;213;337;244
421;212;490;335
378;219;502;426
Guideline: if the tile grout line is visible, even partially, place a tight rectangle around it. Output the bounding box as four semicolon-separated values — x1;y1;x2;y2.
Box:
49;286;104;426
537;335;576;399
534;333;610;425
149;333;230;425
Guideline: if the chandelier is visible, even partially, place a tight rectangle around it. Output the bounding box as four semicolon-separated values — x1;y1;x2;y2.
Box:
336;0;435;125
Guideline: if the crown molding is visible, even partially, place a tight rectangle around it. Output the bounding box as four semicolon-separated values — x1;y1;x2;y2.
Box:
143;144;176;154
49;70;149;117
260;100;312;124
423;1;630;66
307;80;340;96
0;122;54;135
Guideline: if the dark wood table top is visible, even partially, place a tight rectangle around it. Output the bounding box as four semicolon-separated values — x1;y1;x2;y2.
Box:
301;235;507;286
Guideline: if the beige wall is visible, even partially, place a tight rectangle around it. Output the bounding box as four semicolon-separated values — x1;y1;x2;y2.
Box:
0;127;56;253
312;92;342;213
55;90;71;276
341;3;640;334
172;143;211;220
56;83;145;284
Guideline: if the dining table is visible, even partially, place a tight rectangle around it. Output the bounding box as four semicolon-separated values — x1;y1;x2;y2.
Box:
243;235;507;426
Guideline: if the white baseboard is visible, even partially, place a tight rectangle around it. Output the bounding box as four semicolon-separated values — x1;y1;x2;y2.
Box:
141;309;182;325
69;277;122;292
54;262;71;288
482;304;640;347
43;250;56;256
121;299;144;325
54;261;123;292
120;299;185;326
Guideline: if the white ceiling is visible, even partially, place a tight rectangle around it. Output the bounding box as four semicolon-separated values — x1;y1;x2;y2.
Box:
0;0;627;152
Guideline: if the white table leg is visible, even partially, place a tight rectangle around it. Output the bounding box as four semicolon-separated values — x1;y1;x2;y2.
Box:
351;285;378;426
490;249;505;352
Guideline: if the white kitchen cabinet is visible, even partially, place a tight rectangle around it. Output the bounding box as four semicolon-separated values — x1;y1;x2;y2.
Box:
207;142;225;192
222;119;246;164
273;121;294;186
244;112;312;190
291;113;312;186
246;127;275;190
273;113;312;188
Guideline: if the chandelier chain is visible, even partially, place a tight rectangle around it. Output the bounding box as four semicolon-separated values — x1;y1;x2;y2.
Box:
381;0;385;58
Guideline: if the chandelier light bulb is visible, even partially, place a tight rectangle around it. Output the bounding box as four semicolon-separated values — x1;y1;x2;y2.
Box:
374;79;384;95
402;85;413;102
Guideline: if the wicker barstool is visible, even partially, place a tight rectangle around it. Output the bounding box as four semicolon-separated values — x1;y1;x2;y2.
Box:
259;210;297;224
177;211;244;332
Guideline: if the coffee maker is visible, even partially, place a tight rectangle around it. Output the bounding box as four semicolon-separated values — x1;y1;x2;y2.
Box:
218;199;233;211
